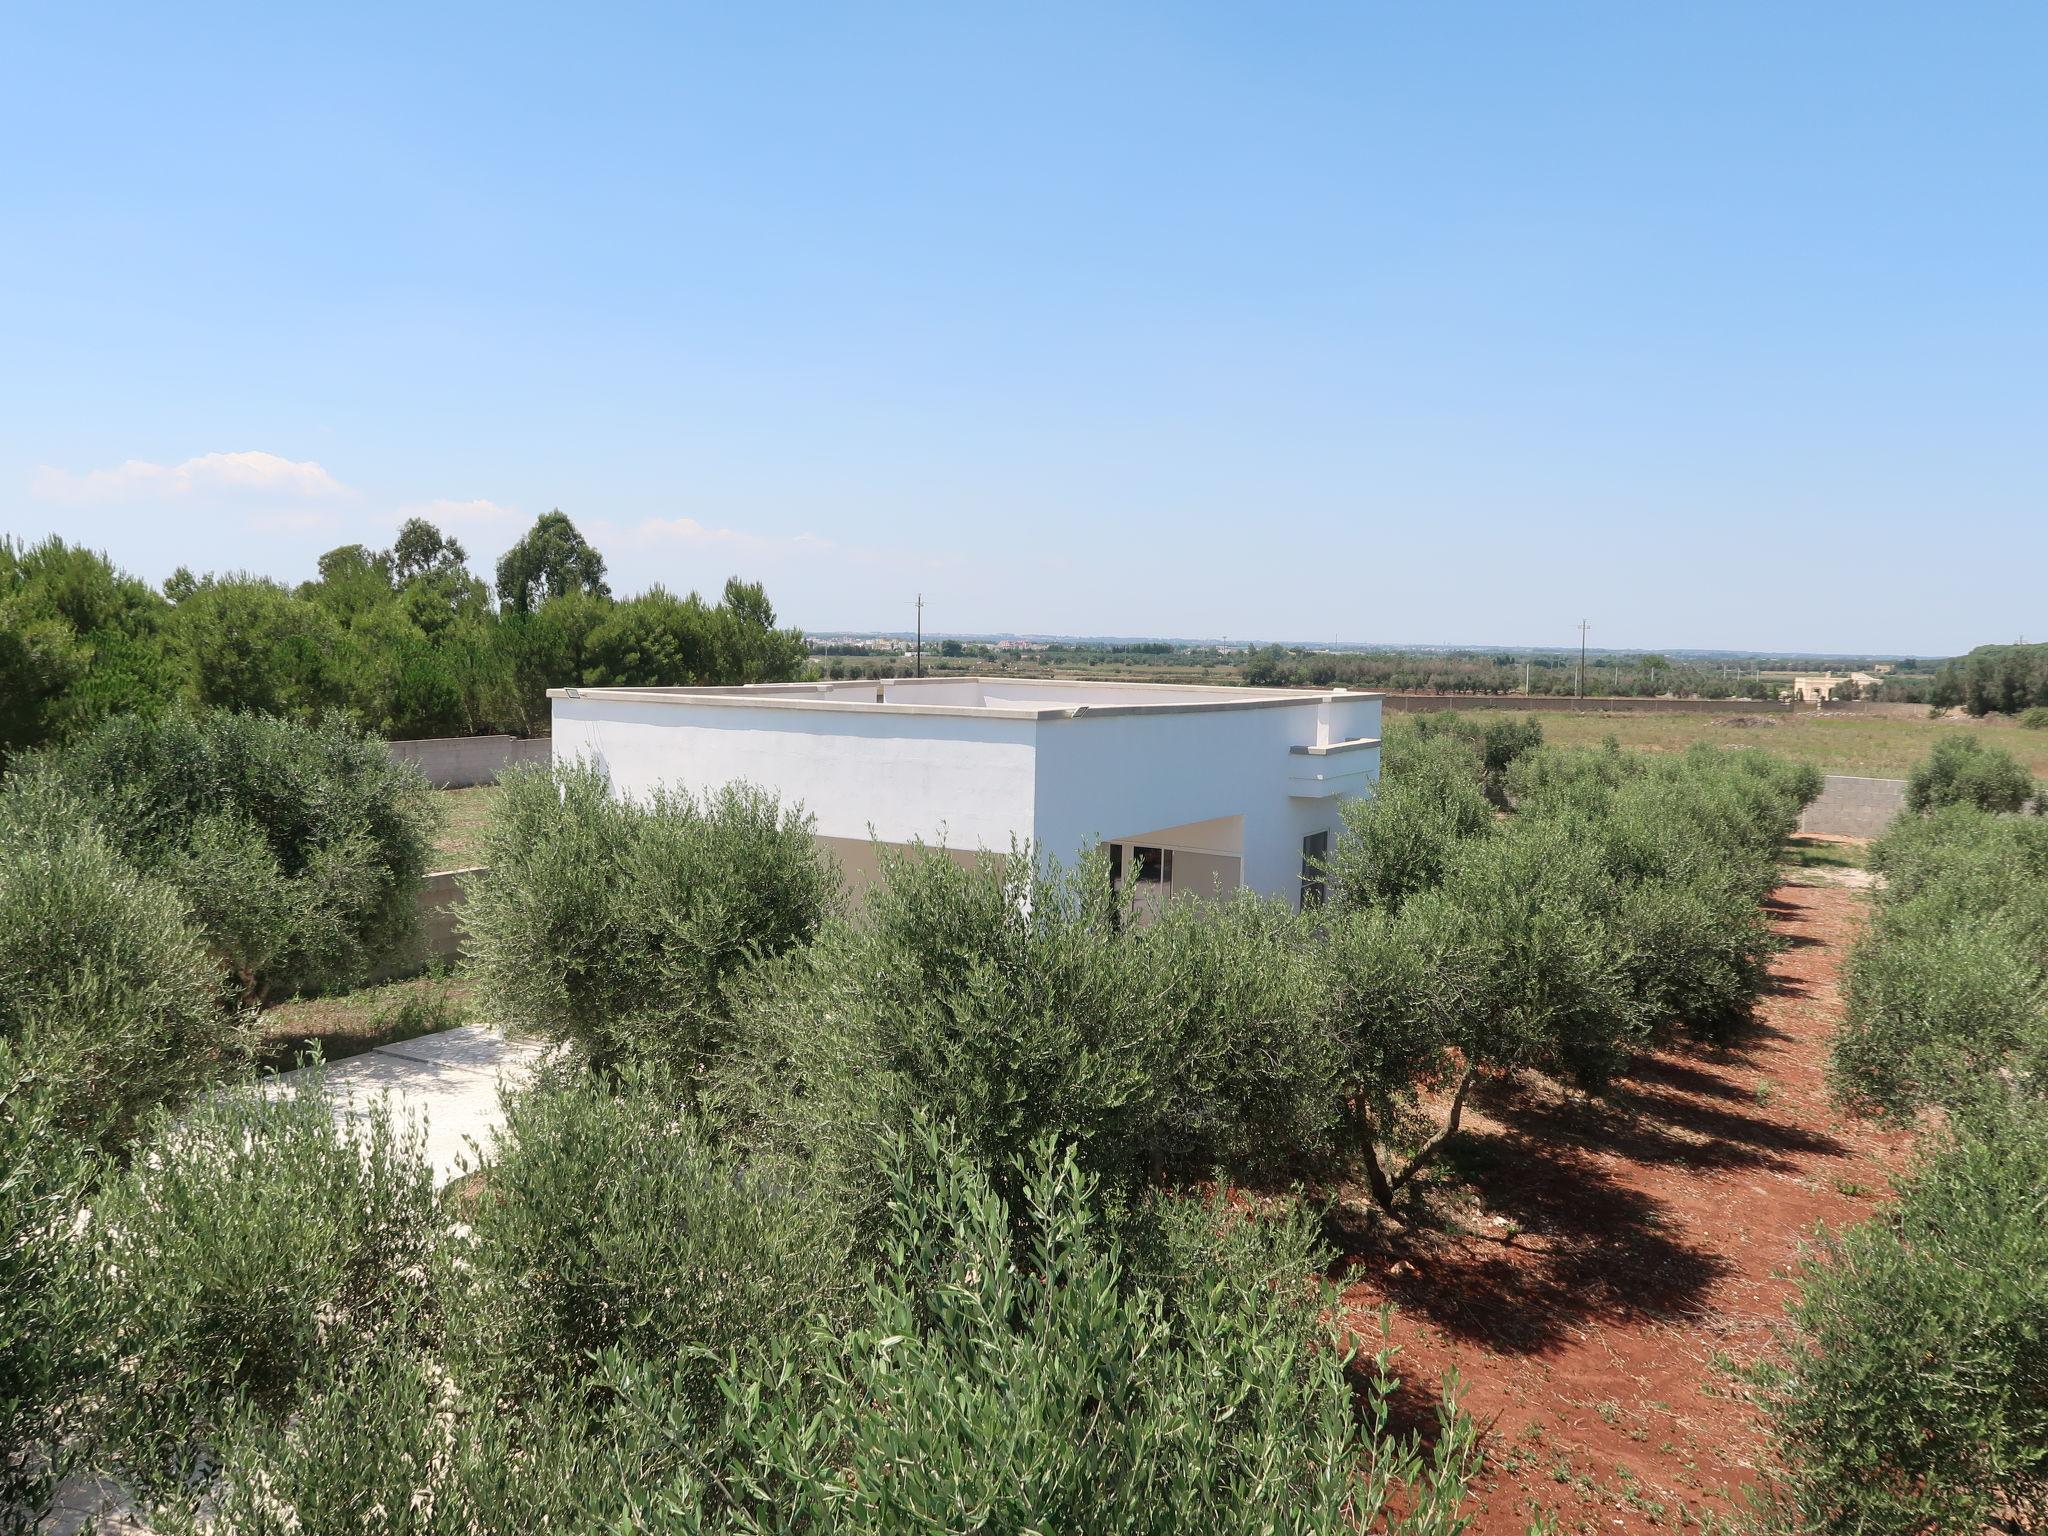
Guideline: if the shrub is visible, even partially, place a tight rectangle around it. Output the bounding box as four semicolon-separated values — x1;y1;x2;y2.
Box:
2022;704;2048;730
1835;920;2047;1117
1904;734;2038;815
1328;731;1494;913
0;1045;99;1520
617;1119;1484;1534
1395;710;1546;805
464;761;834;1078
1762;1097;2048;1534
195;1347;673;1535
79;1088;437;1491
1325;744;1811;1208
445;1066;853;1415
1835;805;2048;1116
0;775;241;1147
1326;815;1642;1209
184;1122;1484;1536
715;846;1342;1233
38;707;436;1001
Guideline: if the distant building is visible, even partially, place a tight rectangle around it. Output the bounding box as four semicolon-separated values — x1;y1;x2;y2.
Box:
1789;671;1883;702
550;677;1381;909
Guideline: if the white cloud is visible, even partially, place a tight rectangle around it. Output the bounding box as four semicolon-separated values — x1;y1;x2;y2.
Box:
32;450;350;505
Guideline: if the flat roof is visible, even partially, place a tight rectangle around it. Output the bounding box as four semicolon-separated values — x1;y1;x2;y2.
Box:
548;675;1382;722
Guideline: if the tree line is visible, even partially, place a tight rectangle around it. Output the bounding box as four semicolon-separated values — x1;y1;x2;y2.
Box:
1242;644;1784;699
0;510;807;755
1915;640;2048;716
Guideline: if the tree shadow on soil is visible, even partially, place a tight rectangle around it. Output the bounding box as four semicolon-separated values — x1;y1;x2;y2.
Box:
1331;1124;1732;1358
1493;1079;1845;1176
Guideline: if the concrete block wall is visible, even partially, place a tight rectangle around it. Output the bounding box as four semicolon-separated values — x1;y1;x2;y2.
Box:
1800;775;1909;838
415;868;477;961
387;734;552;788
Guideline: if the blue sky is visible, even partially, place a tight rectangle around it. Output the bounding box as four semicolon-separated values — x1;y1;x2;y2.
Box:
3;3;2041;654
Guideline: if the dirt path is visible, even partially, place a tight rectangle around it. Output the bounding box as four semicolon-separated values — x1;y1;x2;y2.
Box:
1336;881;1912;1533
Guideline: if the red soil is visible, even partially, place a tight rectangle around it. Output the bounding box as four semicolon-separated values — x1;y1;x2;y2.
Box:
1334;881;1913;1533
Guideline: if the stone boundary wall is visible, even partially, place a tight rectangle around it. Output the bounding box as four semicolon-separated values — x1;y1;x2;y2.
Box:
1800;775;1909;839
387;734;551;788
1812;700;1936;720
1380;693;1789;717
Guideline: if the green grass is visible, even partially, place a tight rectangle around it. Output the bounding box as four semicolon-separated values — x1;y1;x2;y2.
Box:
258;972;474;1071
1783;835;1867;871
1526;709;2048;780
431;784;500;871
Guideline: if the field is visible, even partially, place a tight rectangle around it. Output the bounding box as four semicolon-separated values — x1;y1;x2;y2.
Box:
1520;708;2048;779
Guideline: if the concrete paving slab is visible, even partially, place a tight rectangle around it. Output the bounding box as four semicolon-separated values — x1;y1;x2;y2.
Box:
263;1023;554;1184
372;1021;552;1074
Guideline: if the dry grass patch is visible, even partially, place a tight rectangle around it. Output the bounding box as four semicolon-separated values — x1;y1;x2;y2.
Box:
431;785;501;871
258;972;475;1071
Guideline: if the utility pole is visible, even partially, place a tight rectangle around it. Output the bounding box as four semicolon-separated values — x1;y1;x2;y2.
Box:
1576;620;1590;701
914;594;924;679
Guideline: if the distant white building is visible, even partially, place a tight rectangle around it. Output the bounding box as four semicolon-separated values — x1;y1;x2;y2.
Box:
1789;671;1883;702
549;677;1381;909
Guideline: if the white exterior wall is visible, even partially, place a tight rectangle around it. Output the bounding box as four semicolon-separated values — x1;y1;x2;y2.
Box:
550;695;1039;850
1028;701;1375;900
550;684;1381;908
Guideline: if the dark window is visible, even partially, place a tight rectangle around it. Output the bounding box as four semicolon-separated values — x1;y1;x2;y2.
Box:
1132;845;1171;884
1300;831;1330;909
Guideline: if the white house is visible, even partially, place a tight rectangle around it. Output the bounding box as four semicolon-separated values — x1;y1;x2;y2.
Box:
549;677;1381;909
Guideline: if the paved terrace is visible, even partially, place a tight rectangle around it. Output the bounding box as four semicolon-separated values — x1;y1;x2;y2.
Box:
261;1023;552;1184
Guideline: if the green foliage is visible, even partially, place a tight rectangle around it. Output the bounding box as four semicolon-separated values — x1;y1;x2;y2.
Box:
2021;704;2048;730
1777;781;2048;1530
2;518;808;754
183;1120;1483;1535
0;1045;100;1519
0;775;241;1147
1326;739;1815;1207
1408;818;1644;1090
1401;708;1545;803
494;508;611;614
1834;805;2048;1116
170;573;343;719
0;536;180;758
1904;733;2039;814
1514;746;1811;1041
79;1088;438;1492
465;762;834;1076
618;1120;1483;1534
715;846;1342;1232
1329;730;1493;913
1762;1097;2048;1534
1931;639;2048;716
446;1066;853;1413
40;708;437;1001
